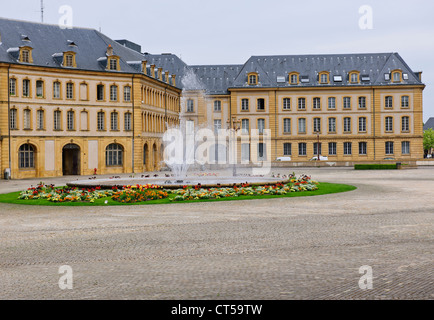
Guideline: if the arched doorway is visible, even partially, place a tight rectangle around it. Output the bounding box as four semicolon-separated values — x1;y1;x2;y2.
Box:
62;143;81;176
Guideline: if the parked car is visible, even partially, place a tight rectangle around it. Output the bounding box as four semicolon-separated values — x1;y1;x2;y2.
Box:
310;156;329;161
276;157;292;162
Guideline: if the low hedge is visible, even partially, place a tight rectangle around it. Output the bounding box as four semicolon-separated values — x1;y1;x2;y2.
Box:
355;164;397;170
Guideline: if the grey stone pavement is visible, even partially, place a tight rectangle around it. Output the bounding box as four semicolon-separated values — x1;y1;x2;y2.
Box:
0;167;433;300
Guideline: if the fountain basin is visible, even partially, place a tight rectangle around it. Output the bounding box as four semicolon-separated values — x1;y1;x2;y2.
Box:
67;176;290;190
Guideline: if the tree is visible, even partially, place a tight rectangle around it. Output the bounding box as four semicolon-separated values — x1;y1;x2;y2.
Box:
423;128;434;152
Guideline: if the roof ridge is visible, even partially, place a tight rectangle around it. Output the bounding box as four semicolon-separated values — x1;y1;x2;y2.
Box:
0;16;97;31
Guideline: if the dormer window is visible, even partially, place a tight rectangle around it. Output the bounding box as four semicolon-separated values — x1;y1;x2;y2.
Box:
248;73;258;85
318;72;330;84
392;70;402;83
63;53;76;68
289;72;299;85
349;71;360;84
108;58;119;71
20;47;33;63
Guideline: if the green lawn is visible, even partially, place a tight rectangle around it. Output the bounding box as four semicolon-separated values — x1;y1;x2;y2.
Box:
0;182;357;207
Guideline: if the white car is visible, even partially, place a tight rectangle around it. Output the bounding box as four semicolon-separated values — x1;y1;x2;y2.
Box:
310;156;329;161
276;157;292;162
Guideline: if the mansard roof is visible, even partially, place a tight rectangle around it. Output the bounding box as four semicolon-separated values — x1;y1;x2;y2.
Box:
232;53;423;88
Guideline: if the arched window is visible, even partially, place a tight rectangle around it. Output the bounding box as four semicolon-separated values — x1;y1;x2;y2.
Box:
19;144;35;168
106;143;123;166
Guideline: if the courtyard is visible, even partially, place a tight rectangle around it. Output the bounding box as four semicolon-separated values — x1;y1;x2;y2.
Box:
0;167;432;300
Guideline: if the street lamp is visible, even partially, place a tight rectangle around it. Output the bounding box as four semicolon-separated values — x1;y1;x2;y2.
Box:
315;130;320;166
227;117;241;177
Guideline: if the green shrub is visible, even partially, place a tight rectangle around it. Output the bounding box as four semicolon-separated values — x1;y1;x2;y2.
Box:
355;164;397;170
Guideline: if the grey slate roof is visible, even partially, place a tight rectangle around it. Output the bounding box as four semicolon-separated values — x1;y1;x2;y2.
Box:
0;17;149;74
142;53;189;90
232;53;423;88
424;118;434;131
190;64;244;95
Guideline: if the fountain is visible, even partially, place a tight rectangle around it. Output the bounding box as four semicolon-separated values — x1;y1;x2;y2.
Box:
67;68;289;190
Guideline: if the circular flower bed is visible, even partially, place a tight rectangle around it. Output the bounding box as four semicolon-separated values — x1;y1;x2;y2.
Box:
16;174;321;205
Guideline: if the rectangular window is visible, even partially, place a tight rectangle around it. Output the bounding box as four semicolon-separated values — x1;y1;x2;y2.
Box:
298;143;307;156
257;99;265;110
344;117;352;133
283;118;291;134
10;109;17;129
242;119;249;134
402;116;410;132
358;97;366;109
313;118;321;133
37;109;44;130
402;141;410;155
359;117;367;132
36;81;44;98
385;96;393;108
258;119;265;134
9;78;17;96
401;96;409;108
124;86;131;102
21;50;30;63
313;97;321;110
290;74;298;84
53;82;61;99
344;142;352;155
298;98;306;110
111;112;118;131
385;141;394;155
214;100;221;112
343;97;351;109
23;109;31;130
54;110;61;130
385;117;393;132
66;83;74;99
329;118;336;133
67;111;74;130
329;142;337;156
283;143;292;156
283;98;291;110
298;118;306;134
187;99;194;112
258;143;266;160
313;143;322;156
97;85;105;101
241;143;250;162
359;142;367;155
110;85;118;101
328;97;336;109
109;59;118;71
241;99;249;111
65;54;74;67
124;113;131;131
23;79;30;97
214;119;222;134
97;112;105;131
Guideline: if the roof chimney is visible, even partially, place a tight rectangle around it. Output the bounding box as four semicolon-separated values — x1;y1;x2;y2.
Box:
150;64;156;78
142;60;147;74
158;67;163;81
172;74;176;87
165;71;170;84
107;44;114;56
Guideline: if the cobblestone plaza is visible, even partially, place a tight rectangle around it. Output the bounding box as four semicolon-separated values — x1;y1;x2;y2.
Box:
0;167;432;300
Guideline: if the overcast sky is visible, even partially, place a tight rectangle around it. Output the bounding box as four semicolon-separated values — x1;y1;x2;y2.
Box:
3;0;434;121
